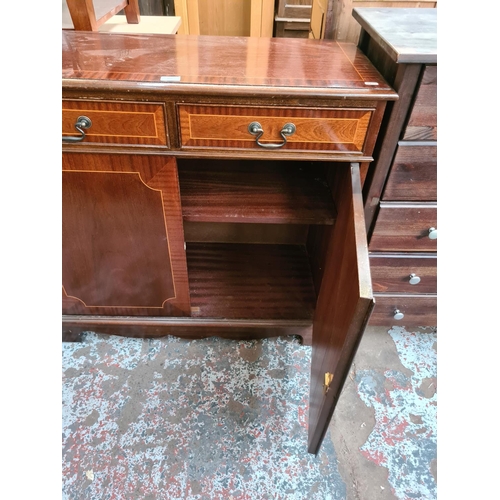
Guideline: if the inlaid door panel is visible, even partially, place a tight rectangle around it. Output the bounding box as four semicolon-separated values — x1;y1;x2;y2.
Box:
62;153;190;317
178;104;373;154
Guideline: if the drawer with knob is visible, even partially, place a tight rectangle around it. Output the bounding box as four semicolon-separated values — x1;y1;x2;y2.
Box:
370;253;437;294
369;202;437;252
62;100;169;147
382;142;437;201
177;104;378;156
369;294;437;326
402;65;437;142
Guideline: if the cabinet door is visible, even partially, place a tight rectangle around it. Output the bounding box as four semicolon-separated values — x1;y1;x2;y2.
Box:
62;153;191;317
174;0;274;37
309;0;327;39
308;163;374;454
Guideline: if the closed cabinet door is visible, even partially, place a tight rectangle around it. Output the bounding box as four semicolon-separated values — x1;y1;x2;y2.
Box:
174;0;274;36
62;153;191;317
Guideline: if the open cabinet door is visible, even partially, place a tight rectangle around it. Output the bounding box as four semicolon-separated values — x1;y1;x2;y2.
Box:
308;163;374;454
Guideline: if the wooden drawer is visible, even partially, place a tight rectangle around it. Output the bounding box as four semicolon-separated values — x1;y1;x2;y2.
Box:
178;104;374;155
369;202;437;252
382;143;437;201
370;253;436;294
62;100;168;146
276;0;312;19
402;65;437;141
275;20;311;38
369;294;437;326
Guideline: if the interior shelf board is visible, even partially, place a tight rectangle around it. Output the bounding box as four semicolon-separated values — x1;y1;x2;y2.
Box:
178;160;337;225
186;242;317;321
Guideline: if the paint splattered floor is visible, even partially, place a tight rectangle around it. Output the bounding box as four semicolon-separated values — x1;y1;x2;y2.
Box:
62;326;436;500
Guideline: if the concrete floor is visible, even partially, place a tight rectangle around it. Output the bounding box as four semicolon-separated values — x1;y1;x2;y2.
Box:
62;325;437;499
331;326;437;500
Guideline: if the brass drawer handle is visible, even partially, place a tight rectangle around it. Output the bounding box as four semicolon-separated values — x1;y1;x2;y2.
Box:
62;116;92;143
248;121;296;149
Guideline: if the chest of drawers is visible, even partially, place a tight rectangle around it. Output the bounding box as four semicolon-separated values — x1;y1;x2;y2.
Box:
353;8;437;327
62;32;396;453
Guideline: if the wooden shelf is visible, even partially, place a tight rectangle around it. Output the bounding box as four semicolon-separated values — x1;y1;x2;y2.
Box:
178;160;337;225
186;243;316;321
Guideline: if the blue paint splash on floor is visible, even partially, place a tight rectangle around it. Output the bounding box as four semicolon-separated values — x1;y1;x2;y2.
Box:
63;333;347;500
356;327;437;500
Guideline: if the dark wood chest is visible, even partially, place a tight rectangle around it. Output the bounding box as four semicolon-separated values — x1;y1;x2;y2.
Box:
353;8;437;327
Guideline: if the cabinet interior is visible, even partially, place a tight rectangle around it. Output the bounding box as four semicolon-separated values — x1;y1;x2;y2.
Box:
177;158;342;322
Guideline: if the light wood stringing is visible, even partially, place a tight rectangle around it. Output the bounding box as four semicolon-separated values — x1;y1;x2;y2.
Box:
62;100;168;146
178;105;372;152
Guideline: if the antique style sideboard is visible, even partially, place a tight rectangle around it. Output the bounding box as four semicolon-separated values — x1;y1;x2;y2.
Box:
353;8;438;327
62;32;396;453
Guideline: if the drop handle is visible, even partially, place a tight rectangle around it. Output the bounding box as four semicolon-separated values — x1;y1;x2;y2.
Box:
428;227;438;240
248;121;296;149
62;116;92;143
409;273;421;285
393;309;404;320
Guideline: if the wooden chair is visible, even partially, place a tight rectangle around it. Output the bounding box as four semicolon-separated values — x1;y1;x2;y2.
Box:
65;0;140;31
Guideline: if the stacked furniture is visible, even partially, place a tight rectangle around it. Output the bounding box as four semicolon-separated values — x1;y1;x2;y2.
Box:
353;8;437;326
62;32;397;453
274;0;312;38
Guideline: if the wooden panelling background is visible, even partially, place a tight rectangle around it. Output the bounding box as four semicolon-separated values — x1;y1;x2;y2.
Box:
174;0;274;36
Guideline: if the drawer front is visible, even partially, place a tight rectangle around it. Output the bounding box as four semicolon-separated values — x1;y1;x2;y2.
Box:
370;253;437;294
369;295;437;326
369;203;437;252
275;21;311;38
382;143;437;201
62;100;168;146
178;105;373;154
277;0;312;19
402;65;437;141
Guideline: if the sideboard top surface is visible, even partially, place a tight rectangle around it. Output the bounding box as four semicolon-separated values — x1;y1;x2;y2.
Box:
353;8;437;64
62;31;396;98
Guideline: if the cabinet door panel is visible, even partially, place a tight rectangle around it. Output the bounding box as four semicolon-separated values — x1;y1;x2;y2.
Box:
62;153;190;317
308;163;374;454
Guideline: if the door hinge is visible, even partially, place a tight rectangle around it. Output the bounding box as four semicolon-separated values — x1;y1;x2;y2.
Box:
324;372;334;395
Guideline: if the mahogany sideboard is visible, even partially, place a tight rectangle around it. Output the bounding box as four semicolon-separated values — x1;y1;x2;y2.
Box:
353;8;438;327
62;31;396;453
